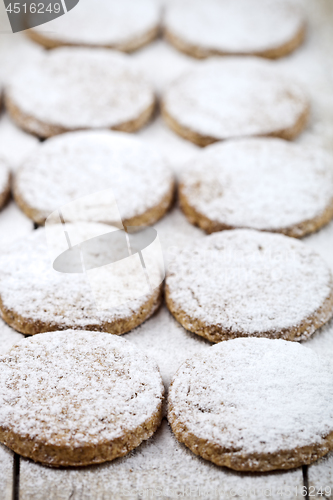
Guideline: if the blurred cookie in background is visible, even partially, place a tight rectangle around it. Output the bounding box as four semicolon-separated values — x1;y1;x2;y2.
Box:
14;130;174;227
179;138;333;237
27;0;161;52
5;47;156;138
162;58;309;146
164;0;305;59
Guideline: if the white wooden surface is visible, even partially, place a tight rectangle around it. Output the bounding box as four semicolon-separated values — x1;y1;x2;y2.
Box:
0;444;14;500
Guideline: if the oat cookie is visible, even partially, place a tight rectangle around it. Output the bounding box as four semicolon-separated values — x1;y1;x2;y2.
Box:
164;0;305;59
161;58;308;146
5;47;155;138
0;330;164;466
179;138;333;237
27;0;160;52
0;222;163;335
0;159;10;211
165;229;333;342
168;337;333;471
14;130;174;227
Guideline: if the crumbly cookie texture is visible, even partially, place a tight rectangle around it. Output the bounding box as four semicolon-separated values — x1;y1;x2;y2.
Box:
5;47;155;138
0;331;164;466
0;159;11;211
27;0;160;51
161;57;309;146
0;318;23;356
14;130;174;227
165;229;333;343
179;138;333;237
164;0;305;59
168;337;333;472
0;223;162;335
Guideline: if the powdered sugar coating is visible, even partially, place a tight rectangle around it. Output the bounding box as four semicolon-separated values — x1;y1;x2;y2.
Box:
180;138;333;235
0;223;161;334
0;331;163;457
166;229;333;340
14;130;174;225
5;47;155;135
168;338;333;469
0;318;23;356
162;57;308;140
29;0;160;49
165;0;304;56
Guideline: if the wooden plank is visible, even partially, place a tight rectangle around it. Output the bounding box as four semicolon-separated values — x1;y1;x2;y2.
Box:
308;452;333;498
0;444;14;500
20;420;304;500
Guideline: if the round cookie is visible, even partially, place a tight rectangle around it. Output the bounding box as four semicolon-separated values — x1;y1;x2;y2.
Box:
0;330;164;466
161;57;309;146
27;0;160;51
0;222;163;335
0;159;10;210
168;337;333;471
164;0;305;59
14;130;174;227
5;47;155;138
165;229;333;343
179;138;333;237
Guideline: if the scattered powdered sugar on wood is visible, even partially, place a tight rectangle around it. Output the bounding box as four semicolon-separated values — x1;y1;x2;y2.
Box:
18;420;304;500
0;318;23;356
30;0;161;47
169;338;333;456
0;443;13;500
5;47;154;131
126;307;210;389
15;130;174;223
165;0;304;54
166;229;333;338
0;114;39;171
0;224;159;332
180;138;333;232
0;202;33;253
162;57;308;139
303;315;333;360
307;450;333;495
0;331;163;447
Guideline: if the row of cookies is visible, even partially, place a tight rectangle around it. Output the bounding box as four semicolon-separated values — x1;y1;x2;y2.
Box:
0;325;332;472
1;129;333;237
26;0;306;60
0;46;309;143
